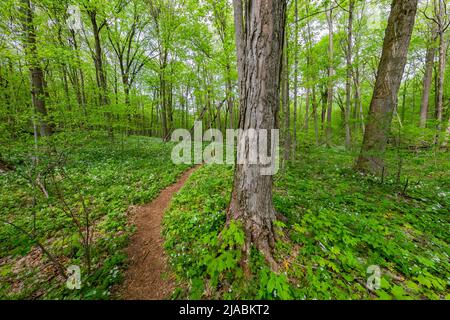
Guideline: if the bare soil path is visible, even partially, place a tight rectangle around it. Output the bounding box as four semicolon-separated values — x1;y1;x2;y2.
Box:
119;167;197;300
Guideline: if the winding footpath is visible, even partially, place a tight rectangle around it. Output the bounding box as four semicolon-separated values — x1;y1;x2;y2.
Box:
119;167;197;300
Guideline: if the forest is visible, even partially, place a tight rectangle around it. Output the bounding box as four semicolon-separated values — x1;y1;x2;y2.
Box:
0;0;449;301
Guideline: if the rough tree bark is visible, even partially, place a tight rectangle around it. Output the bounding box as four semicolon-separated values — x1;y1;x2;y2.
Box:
356;0;418;175
228;0;287;269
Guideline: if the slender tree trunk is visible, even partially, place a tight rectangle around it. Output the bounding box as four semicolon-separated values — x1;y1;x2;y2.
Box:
344;0;354;149
123;74;131;107
352;18;364;136
22;0;53;137
72;28;87;118
168;79;174;131
61;66;71;111
401;81;408;123
304;87;310;132
420;39;436;128
159;49;170;141
321;88;327;132
160;72;168;141
293;0;299;157
356;0;418;175
228;0;287;270
185;86;190;129
312;86;319;145
282;34;291;163
226;64;234;130
435;0;446;129
89;12;108;107
326;6;334;143
443;117;450;148
435;0;447;143
304;20;313;134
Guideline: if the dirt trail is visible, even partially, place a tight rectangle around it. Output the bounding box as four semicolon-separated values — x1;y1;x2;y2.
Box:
119;167;197;300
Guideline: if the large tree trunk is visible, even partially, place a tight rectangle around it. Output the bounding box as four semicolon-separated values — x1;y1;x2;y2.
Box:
22;0;53;137
228;0;286;270
356;0;418;175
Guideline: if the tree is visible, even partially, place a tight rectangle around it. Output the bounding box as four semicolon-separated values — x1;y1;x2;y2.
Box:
208;0;236;130
149;0;179;141
107;0;150;107
419;26;437;128
344;0;355;149
84;3;109;108
228;0;287;269
22;0;54;136
433;0;449;139
326;1;335;144
292;0;299;157
421;0;450;138
443;117;450;148
282;30;291;163
356;0;419;175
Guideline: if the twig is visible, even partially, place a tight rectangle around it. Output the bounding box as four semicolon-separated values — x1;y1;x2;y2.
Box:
1;219;67;279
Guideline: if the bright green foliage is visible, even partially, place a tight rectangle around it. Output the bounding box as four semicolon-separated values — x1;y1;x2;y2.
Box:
0;133;190;299
0;0;449;302
163;147;449;300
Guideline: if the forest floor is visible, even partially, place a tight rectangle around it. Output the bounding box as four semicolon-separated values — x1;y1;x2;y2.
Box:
163;146;449;300
117;166;197;300
0;133;191;299
0;132;449;300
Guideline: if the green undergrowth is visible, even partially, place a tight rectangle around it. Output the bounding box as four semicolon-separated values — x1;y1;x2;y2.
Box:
0;132;190;299
163;146;449;300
